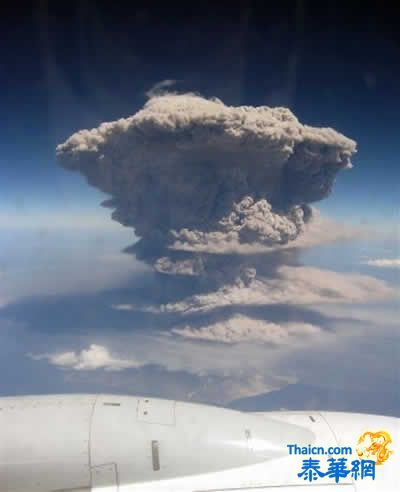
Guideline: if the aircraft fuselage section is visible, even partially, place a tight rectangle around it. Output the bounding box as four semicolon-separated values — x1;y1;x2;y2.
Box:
0;394;398;492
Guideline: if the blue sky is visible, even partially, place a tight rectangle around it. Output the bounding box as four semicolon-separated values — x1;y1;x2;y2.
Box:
0;2;399;414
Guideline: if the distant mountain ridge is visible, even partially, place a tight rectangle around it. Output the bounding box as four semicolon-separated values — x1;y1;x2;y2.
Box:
230;383;400;417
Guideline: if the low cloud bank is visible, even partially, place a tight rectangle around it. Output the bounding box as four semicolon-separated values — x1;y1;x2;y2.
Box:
30;344;143;371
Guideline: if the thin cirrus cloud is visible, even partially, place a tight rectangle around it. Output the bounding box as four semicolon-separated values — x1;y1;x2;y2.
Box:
145;79;179;98
30;344;144;372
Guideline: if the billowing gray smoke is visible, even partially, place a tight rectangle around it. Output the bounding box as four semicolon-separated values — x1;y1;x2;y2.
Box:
57;94;356;284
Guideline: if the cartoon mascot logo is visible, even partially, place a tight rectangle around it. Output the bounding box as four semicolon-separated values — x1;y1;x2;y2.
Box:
356;431;393;465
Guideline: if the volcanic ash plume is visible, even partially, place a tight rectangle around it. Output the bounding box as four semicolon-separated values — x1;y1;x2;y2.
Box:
56;94;356;286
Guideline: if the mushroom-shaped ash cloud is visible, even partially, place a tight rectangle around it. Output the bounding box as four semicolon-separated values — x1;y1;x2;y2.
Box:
57;93;356;283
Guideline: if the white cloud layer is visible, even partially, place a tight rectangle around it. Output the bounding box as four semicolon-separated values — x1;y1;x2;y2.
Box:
364;258;400;268
171;315;321;344
31;344;143;371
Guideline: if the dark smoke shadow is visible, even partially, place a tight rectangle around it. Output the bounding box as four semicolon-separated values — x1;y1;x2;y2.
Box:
1;276;370;340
